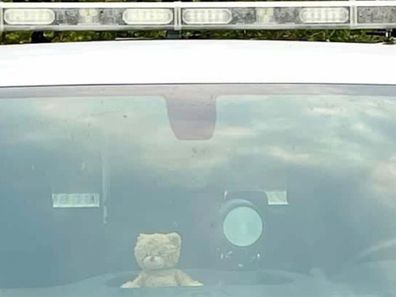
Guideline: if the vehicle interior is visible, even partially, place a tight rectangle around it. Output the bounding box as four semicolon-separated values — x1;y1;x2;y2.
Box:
0;84;396;297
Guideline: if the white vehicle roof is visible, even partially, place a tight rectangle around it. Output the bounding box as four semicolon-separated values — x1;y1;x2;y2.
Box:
0;39;395;87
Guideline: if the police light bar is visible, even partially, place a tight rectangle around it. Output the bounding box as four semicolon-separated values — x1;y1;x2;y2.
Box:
1;1;396;32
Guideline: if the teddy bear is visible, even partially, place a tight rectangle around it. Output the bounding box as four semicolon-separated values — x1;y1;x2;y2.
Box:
121;232;203;288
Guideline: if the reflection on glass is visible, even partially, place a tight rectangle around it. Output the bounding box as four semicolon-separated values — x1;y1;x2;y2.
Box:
1;84;396;294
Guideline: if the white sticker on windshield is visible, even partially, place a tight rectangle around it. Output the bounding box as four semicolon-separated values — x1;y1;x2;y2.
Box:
52;193;100;208
265;191;288;205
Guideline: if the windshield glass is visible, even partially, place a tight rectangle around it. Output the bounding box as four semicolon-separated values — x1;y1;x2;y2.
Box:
1;84;396;296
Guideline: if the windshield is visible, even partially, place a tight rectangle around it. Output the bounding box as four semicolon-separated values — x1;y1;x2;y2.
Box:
1;84;396;297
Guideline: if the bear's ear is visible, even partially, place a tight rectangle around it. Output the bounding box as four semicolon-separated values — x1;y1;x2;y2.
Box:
167;232;181;247
137;233;149;241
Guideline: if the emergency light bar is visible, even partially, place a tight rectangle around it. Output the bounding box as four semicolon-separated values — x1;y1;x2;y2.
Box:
1;1;396;32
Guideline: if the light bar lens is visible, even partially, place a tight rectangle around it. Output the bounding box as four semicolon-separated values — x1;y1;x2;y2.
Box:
78;8;101;24
358;6;396;24
182;9;232;25
181;7;351;27
2;2;396;31
256;8;275;24
299;7;349;24
123;8;173;25
4;9;55;25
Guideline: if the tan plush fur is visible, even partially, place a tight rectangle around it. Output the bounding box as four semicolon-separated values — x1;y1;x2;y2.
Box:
121;232;202;288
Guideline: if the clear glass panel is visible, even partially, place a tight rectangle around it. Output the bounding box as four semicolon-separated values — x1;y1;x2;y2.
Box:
1;84;396;296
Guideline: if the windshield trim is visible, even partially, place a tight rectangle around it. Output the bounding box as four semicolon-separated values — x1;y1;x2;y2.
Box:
1;83;396;99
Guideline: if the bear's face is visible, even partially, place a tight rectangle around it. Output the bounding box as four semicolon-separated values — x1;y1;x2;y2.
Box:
134;232;181;271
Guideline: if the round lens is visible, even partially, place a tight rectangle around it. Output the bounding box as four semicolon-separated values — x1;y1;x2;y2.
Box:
223;206;263;247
